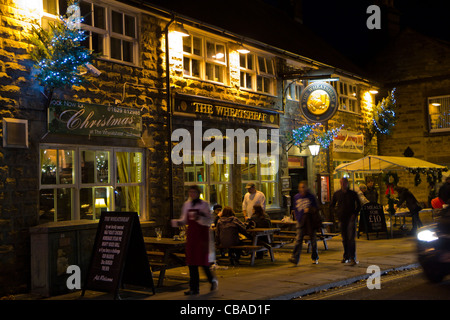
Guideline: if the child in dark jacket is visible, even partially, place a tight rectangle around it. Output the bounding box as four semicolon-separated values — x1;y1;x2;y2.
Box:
248;204;272;258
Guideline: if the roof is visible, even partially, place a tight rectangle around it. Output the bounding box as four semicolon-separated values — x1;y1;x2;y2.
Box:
334;155;448;173
121;0;370;81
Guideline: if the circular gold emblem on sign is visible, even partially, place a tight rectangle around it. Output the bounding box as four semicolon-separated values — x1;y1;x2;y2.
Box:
306;90;330;116
300;82;338;122
269;115;274;123
180;101;187;111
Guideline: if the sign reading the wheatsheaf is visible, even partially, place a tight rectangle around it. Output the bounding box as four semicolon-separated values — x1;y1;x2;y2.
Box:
48;99;142;139
300;82;338;123
174;97;279;126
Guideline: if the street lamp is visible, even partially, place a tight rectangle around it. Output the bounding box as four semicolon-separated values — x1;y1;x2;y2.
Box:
308;143;320;156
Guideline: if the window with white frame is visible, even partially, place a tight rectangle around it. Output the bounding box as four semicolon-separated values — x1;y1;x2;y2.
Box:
240;53;276;95
42;0;139;65
182;34;227;84
241;155;279;209
332;81;358;113
239;53;255;90
183;154;232;208
428;95;450;132
39;145;144;223
286;82;302;101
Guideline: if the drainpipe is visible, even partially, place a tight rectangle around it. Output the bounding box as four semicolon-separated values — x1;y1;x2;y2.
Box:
164;16;175;223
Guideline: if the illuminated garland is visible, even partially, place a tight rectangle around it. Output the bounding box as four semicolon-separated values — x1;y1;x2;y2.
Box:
290;123;344;150
291;124;319;148
28;1;93;94
370;88;398;136
316;124;344;149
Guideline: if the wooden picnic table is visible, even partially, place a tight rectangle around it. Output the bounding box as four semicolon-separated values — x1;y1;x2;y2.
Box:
144;237;186;287
383;208;433;237
243;227;280;266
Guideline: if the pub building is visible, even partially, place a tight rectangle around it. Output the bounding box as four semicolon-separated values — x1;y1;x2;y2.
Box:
0;0;378;296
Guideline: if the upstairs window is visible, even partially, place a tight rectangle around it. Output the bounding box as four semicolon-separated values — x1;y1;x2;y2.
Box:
239;53;276;95
428;95;450;133
43;0;139;65
182;35;227;84
333;81;358;113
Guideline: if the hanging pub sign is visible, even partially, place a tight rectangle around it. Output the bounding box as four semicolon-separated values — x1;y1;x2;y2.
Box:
300;82;338;123
48;99;142;139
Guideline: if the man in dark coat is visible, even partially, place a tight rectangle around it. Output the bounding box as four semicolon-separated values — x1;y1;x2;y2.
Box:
364;179;379;203
330;177;361;265
394;186;423;233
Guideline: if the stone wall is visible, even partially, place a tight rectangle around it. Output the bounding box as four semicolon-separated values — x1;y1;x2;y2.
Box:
373;29;450;204
0;4;168;295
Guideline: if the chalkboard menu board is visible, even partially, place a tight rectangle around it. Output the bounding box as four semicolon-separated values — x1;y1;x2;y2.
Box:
82;212;154;299
358;202;388;239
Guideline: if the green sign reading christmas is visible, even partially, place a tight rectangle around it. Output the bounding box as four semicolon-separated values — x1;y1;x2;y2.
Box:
48;99;142;139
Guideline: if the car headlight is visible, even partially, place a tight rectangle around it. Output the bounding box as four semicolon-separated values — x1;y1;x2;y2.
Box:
417;229;438;242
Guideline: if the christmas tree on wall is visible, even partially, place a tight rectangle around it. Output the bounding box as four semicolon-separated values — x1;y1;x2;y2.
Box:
368;88;398;140
28;0;94;104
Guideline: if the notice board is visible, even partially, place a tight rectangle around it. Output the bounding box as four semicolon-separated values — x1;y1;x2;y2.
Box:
82;212;154;299
358;202;388;239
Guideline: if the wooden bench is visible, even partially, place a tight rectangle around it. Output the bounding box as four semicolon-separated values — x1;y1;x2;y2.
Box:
216;245;268;266
147;250;186;287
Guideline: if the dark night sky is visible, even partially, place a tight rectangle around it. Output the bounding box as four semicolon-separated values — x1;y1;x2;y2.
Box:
144;0;450;70
299;0;450;67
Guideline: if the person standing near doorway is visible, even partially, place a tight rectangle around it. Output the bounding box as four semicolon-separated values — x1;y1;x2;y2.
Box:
330;177;361;265
242;183;266;220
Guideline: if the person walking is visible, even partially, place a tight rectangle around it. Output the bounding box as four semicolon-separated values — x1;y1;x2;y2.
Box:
171;185;218;295
394;186;423;233
330;177;361;265
289;181;322;266
242;183;266;220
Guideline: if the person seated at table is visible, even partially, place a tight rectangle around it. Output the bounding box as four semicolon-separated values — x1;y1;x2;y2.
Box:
215;206;250;265
394;186;423;233
248;204;272;258
211;204;222;227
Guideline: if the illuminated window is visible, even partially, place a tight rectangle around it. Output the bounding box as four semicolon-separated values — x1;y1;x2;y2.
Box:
182;35;227;84
241;155;279;209
240;53;255;90
428;95;450;133
240;53;276;95
183;154;232;208
43;0;138;64
332;81;359;113
39;146;144;223
287;82;302;101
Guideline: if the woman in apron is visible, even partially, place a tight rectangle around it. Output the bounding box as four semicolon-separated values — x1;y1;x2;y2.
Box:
172;185;218;295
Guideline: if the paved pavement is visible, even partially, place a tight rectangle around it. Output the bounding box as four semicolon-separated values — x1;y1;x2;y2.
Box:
44;232;420;301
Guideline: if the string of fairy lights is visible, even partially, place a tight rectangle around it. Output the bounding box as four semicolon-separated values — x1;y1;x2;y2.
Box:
290;123;344;151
